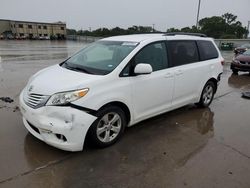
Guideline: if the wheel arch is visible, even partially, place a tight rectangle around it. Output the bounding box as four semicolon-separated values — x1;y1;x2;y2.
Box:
207;77;218;93
97;101;131;125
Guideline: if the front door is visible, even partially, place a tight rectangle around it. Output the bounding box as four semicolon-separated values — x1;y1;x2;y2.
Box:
129;42;175;122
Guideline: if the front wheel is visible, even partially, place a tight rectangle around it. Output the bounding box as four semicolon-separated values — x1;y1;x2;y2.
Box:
87;106;126;148
197;81;216;108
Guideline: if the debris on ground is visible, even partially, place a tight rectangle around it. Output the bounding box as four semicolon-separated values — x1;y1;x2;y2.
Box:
0;97;14;103
242;92;250;99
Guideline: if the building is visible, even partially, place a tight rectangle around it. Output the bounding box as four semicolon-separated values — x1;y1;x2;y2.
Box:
0;19;66;39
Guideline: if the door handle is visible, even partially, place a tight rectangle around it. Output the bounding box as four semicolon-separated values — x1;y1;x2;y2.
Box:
164;73;174;78
175;70;183;76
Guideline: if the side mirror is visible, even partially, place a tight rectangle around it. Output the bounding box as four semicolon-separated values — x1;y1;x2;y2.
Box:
134;63;153;75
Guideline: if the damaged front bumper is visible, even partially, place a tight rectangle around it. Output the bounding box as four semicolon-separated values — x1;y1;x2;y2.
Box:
19;91;97;151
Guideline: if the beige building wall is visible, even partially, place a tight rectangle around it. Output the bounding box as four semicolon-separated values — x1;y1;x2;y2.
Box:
0;20;11;34
0;19;66;38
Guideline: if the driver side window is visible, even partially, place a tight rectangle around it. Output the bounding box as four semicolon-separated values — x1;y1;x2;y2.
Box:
134;42;168;72
120;42;168;77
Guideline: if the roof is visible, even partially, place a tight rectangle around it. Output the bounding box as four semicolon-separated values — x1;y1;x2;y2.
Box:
101;33;212;42
101;34;164;42
0;19;66;25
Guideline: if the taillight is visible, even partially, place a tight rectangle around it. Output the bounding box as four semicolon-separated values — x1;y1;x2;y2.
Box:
221;60;225;65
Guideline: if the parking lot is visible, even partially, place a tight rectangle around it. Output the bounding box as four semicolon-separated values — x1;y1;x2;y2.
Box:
0;40;250;188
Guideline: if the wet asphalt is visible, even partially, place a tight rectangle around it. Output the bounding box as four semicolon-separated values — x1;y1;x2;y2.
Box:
0;40;250;188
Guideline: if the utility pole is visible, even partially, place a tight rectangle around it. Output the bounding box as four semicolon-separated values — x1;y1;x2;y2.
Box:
247;21;250;38
152;24;155;32
196;0;201;28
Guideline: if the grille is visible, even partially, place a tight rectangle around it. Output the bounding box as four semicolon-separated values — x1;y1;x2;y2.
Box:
240;61;250;65
25;93;49;109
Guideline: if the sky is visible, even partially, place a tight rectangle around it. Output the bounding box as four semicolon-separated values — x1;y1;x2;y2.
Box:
0;0;249;31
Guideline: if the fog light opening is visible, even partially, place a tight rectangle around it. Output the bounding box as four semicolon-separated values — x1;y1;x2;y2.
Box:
56;134;67;142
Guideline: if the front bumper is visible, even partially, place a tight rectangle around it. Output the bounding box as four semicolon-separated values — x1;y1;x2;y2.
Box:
231;62;250;72
19;91;97;151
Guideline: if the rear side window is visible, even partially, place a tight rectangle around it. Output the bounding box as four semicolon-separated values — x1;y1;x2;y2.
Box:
197;40;218;61
167;41;199;67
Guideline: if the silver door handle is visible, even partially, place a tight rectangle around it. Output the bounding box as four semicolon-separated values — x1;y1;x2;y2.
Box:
164;73;174;78
175;70;183;75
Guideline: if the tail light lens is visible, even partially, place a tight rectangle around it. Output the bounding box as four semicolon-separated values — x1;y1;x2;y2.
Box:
221;60;225;65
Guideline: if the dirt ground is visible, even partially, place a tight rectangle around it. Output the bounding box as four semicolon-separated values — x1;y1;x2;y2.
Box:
0;40;250;188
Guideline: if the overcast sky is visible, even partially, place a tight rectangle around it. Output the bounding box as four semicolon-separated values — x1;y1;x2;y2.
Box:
0;0;249;31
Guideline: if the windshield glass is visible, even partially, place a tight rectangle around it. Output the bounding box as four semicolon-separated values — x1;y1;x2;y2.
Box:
241;44;250;48
62;41;138;75
243;49;250;56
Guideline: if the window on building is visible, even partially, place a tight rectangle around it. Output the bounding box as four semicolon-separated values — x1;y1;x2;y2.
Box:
43;26;47;29
19;24;23;28
28;25;32;29
38;25;41;29
167;41;199;67
61;27;64;30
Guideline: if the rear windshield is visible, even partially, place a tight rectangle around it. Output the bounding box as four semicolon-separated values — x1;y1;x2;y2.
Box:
62;41;138;75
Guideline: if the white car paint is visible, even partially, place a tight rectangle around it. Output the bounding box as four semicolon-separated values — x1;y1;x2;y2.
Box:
20;34;223;151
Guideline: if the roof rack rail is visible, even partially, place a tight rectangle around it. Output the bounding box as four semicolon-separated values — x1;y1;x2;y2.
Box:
164;32;207;37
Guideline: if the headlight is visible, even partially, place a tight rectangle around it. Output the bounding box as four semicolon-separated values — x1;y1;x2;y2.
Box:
46;88;89;106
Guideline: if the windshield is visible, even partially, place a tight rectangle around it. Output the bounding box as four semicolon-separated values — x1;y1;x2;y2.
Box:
243;49;250;56
62;41;138;75
241;44;250;48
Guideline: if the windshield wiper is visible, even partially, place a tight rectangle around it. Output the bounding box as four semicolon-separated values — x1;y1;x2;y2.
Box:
64;62;93;74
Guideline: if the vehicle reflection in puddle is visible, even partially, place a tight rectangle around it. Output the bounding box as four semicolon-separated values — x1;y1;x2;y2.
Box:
173;107;214;135
228;73;250;90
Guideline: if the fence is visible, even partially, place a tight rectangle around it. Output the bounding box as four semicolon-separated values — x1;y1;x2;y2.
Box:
214;39;250;48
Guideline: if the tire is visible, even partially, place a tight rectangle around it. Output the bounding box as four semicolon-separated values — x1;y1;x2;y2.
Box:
197;81;216;108
232;69;238;74
87;106;126;148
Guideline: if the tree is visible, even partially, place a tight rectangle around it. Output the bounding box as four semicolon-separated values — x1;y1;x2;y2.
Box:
67;13;247;39
166;27;180;33
222;13;237;25
199;16;226;38
198;13;248;38
67;29;77;35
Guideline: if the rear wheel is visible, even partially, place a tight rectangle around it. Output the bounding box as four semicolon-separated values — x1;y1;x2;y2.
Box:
197;81;216;108
87;106;126;148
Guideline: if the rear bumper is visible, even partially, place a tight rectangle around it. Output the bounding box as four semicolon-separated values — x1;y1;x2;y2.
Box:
19;91;97;151
231;62;250;72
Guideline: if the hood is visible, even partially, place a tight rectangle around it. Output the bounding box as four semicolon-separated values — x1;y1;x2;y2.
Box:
26;64;103;95
235;54;250;62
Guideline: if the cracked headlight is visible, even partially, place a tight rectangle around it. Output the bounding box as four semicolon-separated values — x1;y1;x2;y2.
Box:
46;88;89;106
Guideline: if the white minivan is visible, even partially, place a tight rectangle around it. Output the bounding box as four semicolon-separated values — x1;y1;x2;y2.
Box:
20;33;224;151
